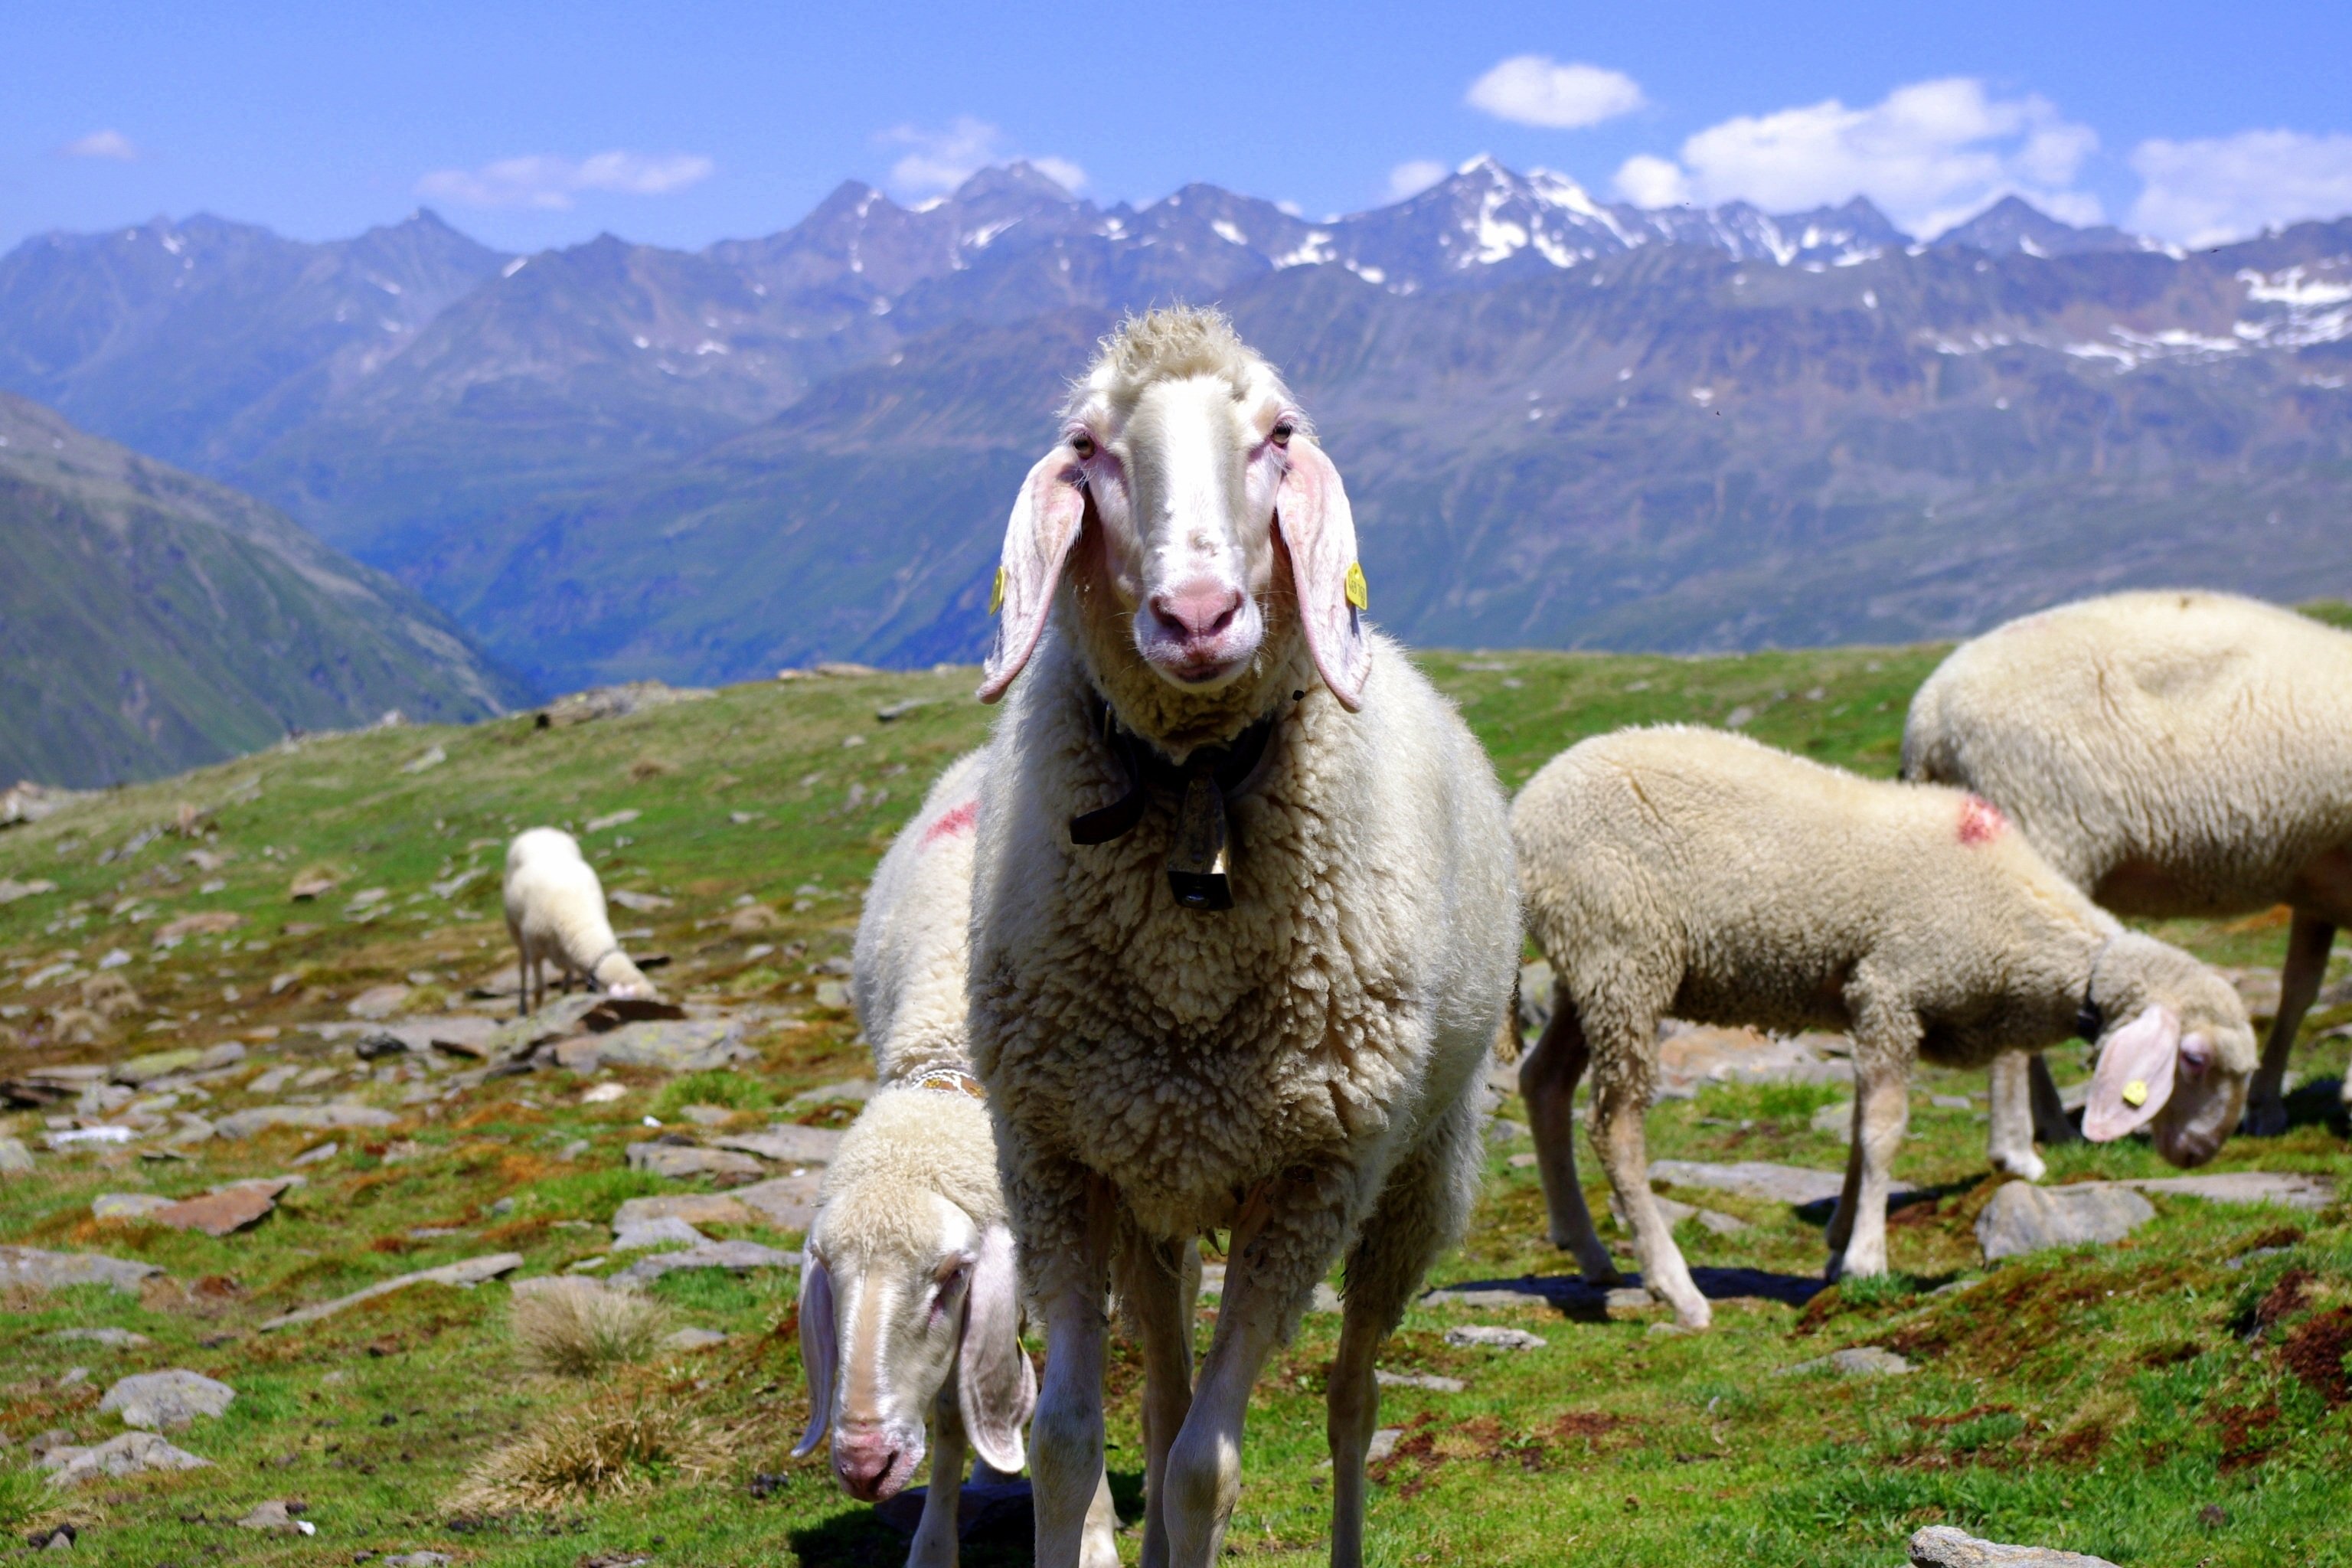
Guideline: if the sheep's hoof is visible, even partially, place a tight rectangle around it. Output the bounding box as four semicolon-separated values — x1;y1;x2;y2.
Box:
1990;1151;2047;1183
1674;1303;1712;1332
2239;1100;2289;1138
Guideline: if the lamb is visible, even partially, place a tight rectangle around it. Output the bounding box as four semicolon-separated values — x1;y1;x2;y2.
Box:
1512;725;2256;1330
499;828;655;1017
965;308;1519;1568
796;753;1117;1568
1903;590;2352;1142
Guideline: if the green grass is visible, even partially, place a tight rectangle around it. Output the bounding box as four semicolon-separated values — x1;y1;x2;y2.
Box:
3;645;2348;1565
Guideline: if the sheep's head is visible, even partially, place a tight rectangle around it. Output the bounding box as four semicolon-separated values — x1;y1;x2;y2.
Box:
590;950;655;1002
978;308;1370;717
792;1190;1032;1503
2081;933;2255;1166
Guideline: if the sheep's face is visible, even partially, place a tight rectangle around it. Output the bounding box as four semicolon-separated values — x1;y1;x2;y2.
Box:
792;1195;1034;1501
2082;938;2254;1167
1064;369;1292;692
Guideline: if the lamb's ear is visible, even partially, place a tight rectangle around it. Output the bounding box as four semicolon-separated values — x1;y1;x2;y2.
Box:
977;445;1088;704
956;1223;1035;1474
2083;1005;2180;1141
1273;436;1371;712
790;1253;838;1458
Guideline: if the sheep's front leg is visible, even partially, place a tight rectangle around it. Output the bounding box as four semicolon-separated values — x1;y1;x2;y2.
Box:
2245;910;2335;1135
1114;1230;1197;1568
1024;1172;1116;1568
1828;999;1918;1281
907;1383;969;1568
1590;1040;1707;1328
1986;1050;2046;1181
1520;1002;1622;1282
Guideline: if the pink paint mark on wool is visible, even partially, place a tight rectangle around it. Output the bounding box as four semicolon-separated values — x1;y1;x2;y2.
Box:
922;799;979;846
1958;795;2007;846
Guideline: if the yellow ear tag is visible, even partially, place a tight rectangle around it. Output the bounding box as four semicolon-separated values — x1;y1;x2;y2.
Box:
2122;1080;2149;1107
989;567;1006;616
1343;561;1369;611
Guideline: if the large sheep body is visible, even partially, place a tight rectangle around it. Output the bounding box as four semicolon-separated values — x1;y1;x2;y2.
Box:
500;828;654;1016
1512;726;2255;1328
967;309;1519;1568
1904;590;2352;1135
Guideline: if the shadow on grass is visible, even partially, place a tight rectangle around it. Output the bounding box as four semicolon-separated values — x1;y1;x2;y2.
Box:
1427;1266;1828;1321
795;1469;1144;1566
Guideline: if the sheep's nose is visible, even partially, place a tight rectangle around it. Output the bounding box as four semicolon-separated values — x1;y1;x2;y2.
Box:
1149;580;1244;644
835;1432;901;1501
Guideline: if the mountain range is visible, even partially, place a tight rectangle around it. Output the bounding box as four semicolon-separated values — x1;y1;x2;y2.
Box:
2;159;2347;694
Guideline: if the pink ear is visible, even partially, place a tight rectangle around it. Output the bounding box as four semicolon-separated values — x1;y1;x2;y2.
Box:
1273;436;1372;712
956;1223;1035;1474
977;445;1088;703
2082;1005;2180;1142
790;1253;838;1458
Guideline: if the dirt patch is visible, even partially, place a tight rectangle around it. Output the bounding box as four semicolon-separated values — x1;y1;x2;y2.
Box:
1906;1403;2016;1431
2214;1398;2282;1475
2280;1306;2352;1406
2255;1268;2315;1331
2139;1341;2203;1369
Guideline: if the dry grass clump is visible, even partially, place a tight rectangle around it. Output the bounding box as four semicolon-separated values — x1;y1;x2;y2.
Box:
449;1401;733;1511
511;1282;673;1377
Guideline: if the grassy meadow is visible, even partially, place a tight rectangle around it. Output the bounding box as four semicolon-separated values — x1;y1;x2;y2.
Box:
2;633;2348;1567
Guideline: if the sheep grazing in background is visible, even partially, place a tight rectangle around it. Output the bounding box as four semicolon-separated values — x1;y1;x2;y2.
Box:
797;753;1116;1568
967;308;1519;1568
500;827;655;1017
1905;590;2352;1143
1511;726;2256;1330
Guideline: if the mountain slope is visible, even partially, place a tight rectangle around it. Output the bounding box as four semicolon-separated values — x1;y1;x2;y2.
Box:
0;394;526;786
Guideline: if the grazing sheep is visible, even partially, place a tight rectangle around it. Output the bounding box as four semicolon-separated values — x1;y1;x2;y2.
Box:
800;755;1116;1568
967;308;1518;1568
500;828;655;1017
1904;590;2352;1142
1513;726;2255;1329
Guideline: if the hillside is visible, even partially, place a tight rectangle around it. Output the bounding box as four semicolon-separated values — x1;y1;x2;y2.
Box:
0;647;2346;1566
0;394;526;787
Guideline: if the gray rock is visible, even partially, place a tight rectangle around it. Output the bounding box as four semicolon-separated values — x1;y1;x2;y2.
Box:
1609;1190;1749;1236
111;1047;204;1086
257;1252;524;1331
612;1193;753;1230
0;1246;162;1292
92;1192;177;1221
1309;1282;1343;1314
1485;1118;1529;1148
624;1142;765;1180
612;1217;709;1250
43;1429;211;1486
784;1076;877;1111
381;1555;453;1566
1977;1181;2155;1263
1908;1524;2118;1566
1779;1346;1914;1377
731;1171;824;1230
1931;1093;1975;1111
235;1498;315;1534
1650;1159;1847;1207
1364;1427;1405;1462
664;1327;729;1351
1442;1325;1547;1351
47;1328;150;1348
616;1240;799;1285
2118;1171;2334;1212
1813;1099;1854;1135
1656;1024;1852;1097
1374;1370;1465;1393
0;1135;34;1174
99;1369;236;1429
590;1020;748;1073
214;1102;398;1138
714;1124;844;1164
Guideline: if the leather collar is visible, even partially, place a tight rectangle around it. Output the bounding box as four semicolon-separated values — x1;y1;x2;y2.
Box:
1069;694;1277;913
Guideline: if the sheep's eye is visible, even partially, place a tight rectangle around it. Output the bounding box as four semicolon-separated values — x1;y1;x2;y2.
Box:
1069;433;1096;459
1269;421;1294;447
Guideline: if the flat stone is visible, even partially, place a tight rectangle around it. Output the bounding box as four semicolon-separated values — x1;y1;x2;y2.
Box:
93;1192;177;1221
100;1369;236;1429
113;1048;203;1086
585;1019;746;1073
612;1193;753;1230
152;1185;278;1236
1365;1428;1404;1462
1812;1099;1854;1135
214;1102;399;1138
348;984;412;1021
664;1327;729;1351
2118;1172;2334;1212
1443;1325;1547;1350
613;1217;709;1250
714;1125;844;1163
235;1498;315;1534
1656;1024;1852;1098
678;1104;737;1126
291;1141;339;1166
1374;1369;1466;1393
47;1328;150;1348
381;1554;453;1566
730;1171;825;1230
0;1136;34;1174
1609;1190;1749;1236
625;1142;765;1180
0;1246;162;1292
43;1429;211;1486
784;1076;877;1110
1909;1525;2119;1566
1651;1160;1847;1206
1978;1181;2155;1263
257;1251;524;1331
1780;1346;1915;1377
615;1240;799;1285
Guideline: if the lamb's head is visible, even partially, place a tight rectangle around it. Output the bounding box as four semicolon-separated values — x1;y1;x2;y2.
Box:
978;307;1370;720
792;1179;1031;1502
2081;933;2256;1166
590;950;655;1001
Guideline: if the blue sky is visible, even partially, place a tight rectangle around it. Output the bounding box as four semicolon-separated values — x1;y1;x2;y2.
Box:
5;0;2349;255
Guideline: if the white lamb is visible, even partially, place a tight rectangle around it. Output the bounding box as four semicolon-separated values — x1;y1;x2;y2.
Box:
795;753;1116;1568
1512;726;2256;1330
1904;589;2352;1143
966;308;1519;1568
500;828;655;1017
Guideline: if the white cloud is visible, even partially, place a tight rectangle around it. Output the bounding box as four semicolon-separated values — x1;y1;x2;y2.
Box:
414;150;714;210
1384;159;1449;202
2129;130;2352;247
61;129;139;161
1612;153;1690;208
879;116;1086;197
1466;56;1644;130
1612;77;2102;236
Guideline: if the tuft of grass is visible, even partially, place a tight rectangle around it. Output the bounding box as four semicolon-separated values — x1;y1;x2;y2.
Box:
652;1070;776;1117
511;1284;673;1377
1833;1270;1926;1311
0;1465;41;1534
449;1401;733;1512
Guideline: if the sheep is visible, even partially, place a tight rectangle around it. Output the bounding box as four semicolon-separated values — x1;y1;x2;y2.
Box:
965;307;1519;1568
1511;725;2256;1330
798;753;1117;1568
500;828;655;1017
1904;589;2352;1142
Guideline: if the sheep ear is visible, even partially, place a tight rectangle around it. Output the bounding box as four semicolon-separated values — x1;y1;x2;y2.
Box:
956;1223;1035;1474
1274;436;1371;712
978;445;1088;704
2083;1005;2180;1141
791;1253;838;1459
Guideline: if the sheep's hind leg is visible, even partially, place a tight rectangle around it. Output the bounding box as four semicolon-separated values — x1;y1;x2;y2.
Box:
1114;1227;1197;1568
1591;1027;1708;1329
1986;1051;2047;1181
1328;1096;1481;1568
1520;1001;1622;1282
2026;1053;2079;1148
1828;995;1919;1282
2245;911;2335;1136
907;1385;968;1568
